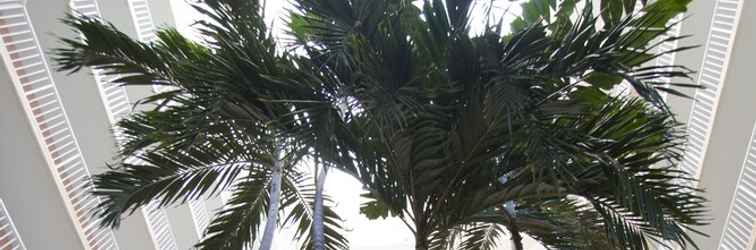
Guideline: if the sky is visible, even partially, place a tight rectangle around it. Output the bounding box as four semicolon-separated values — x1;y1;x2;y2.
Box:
168;1;543;249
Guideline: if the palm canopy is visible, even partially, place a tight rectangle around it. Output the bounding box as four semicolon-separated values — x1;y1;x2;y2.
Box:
289;0;705;249
54;0;708;249
56;0;351;249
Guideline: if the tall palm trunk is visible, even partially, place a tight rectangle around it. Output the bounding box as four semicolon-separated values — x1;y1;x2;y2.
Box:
414;236;429;250
260;148;283;250
508;228;524;250
504;210;524;250
312;161;328;250
414;220;429;250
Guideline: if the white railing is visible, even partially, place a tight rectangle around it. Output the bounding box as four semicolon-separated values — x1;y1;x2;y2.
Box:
125;0;214;240
0;198;27;250
0;1;118;249
680;0;744;180
655;13;683;101
70;1;178;249
188;200;212;239
718;123;756;249
127;0;173;93
126;0;157;43
69;0;99;17
69;0;130;125
142;200;179;250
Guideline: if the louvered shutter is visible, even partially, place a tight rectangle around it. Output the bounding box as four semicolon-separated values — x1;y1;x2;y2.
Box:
680;0;744;180
0;199;26;250
126;0;156;43
188;200;212;239
142;200;178;250
719;123;756;249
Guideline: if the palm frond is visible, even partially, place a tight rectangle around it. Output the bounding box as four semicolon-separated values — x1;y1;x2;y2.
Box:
92;135;255;228
456;223;507;250
55;15;173;85
196;168;272;250
526;98;708;249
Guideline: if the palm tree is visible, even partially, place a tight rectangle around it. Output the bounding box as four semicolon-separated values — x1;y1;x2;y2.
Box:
55;0;709;249
289;0;707;249
55;0;350;249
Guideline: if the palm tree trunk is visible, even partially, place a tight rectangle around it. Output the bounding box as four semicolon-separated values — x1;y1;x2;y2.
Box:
260;149;283;250
415;238;429;250
505;217;524;250
414;225;429;250
312;163;328;250
502;206;523;250
508;228;524;250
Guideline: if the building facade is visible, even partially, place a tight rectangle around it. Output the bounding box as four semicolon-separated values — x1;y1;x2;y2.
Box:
0;0;219;249
664;0;754;249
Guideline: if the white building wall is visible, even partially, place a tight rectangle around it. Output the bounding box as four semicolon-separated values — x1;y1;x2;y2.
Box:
667;0;755;249
0;0;218;249
695;0;756;249
0;0;120;248
0;54;84;250
0;198;28;250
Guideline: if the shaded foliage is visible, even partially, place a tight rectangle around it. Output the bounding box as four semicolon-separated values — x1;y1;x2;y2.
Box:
54;0;706;249
289;0;705;249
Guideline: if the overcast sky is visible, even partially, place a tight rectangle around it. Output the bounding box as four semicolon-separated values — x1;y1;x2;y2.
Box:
168;1;542;249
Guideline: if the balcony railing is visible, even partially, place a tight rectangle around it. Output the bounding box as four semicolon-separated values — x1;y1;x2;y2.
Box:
0;1;118;249
71;1;178;249
0;198;27;250
719;122;756;249
681;0;744;181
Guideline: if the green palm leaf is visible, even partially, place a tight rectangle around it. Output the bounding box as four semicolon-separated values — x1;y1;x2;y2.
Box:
196;168;272;250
